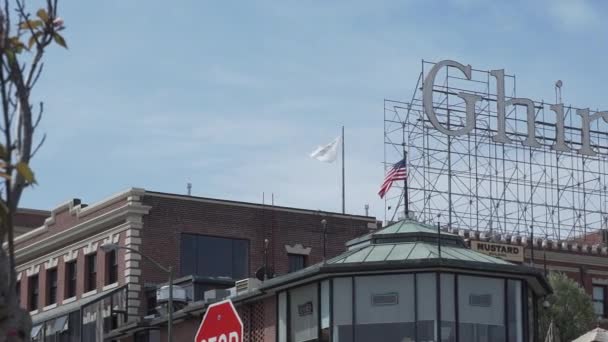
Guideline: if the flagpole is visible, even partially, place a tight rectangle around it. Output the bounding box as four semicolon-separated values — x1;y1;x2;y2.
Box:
403;123;409;219
342;126;345;214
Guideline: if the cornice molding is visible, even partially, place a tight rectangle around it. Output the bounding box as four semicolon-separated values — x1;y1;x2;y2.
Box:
16;221;133;272
11;188;146;248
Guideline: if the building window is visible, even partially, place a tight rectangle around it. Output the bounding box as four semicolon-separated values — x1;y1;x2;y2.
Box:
593;285;606;317
65;261;77;298
354;274;416;341
288;254;306;273
46;268;58;305
106;250;118;285
458;275;506;341
290;283;319;342
28;275;39;311
85;253;97;292
180;234;249;279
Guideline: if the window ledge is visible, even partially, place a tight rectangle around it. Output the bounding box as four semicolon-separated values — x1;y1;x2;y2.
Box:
82;289;98;298
62;296;76;304
29;309;39;315
43;303;57;311
103;282;119;291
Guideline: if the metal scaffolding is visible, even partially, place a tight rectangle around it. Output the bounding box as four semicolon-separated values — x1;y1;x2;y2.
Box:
384;60;608;241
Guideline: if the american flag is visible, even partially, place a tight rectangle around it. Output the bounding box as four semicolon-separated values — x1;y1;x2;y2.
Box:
378;158;407;199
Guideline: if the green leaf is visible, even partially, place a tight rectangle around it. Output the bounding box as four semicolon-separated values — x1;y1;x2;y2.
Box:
36;9;49;22
19;20;43;30
53;33;67;49
9;37;25;54
16;162;36;184
5;50;16;65
28;32;42;49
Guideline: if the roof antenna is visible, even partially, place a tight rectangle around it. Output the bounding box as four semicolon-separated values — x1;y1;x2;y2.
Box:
364;204;369;216
321;219;328;263
187;183;192;196
555;80;563;104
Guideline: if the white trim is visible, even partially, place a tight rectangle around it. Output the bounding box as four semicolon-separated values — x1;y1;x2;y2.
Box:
44;258;58;270
83;241;99;255
125;253;141;262
285;244;312;256
29;309;39;315
26;265;40;277
125;269;141;276
125;261;139;269
17;272;22;281
125;276;139;283
17;221;132;272
102;282;119;291
15;201;151;264
63;250;79;262
62;296;76;305
82;289;98;298
42;304;57;311
125;237;142;245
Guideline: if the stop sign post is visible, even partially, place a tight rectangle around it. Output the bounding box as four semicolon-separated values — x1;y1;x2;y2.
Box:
195;299;243;342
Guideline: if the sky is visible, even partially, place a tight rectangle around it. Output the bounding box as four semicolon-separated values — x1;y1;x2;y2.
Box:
19;0;608;220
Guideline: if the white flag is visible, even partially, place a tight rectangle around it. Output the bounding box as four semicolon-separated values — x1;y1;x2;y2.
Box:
310;136;341;163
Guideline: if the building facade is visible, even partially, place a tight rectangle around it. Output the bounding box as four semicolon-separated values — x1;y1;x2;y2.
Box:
449;226;608;325
12;188;377;341
123;220;550;342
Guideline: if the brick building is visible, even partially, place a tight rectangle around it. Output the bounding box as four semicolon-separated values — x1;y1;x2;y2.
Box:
13;188;377;341
14;208;50;236
448;226;608;326
112;220;551;342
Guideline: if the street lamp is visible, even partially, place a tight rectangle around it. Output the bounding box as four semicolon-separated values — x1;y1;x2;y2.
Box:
100;243;174;342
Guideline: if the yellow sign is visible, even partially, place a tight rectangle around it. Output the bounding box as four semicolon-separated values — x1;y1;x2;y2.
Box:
470;241;524;263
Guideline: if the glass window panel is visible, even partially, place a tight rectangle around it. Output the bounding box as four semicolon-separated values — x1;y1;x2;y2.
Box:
290;283;318;342
180;234;197;277
386;243;415;260
181;234;249;279
343;248;371;263
593;286;605;300
197;235;232;277
355;274;415;342
458;275;506;342
333;278;352;342
364;245;395;262
507;280;523;342
321;280;330;342
417;273;437;342
440;273;456;342
278;292;287;342
289;254;306;273
321;280;330;329
594;302;605;316
232;239;249;279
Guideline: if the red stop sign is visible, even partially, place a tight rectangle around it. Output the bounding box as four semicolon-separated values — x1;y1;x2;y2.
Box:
195;300;243;342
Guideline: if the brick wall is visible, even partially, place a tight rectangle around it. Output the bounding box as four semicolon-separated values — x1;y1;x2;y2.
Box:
139;193;375;286
17;232;127;312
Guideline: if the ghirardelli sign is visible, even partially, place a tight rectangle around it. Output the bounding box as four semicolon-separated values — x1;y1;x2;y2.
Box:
424;60;605;156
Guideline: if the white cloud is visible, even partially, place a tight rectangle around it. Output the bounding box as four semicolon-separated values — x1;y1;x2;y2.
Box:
547;0;600;32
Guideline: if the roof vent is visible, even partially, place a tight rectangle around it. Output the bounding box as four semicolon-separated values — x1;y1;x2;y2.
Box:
235;278;262;296
156;285;187;304
204;289;231;303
